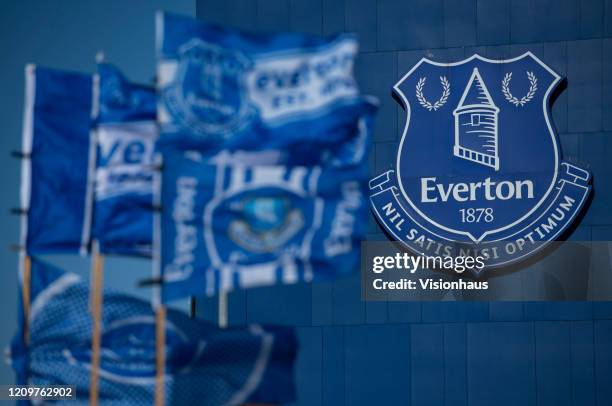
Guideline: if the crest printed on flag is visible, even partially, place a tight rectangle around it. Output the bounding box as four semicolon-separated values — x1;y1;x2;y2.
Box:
154;13;378;301
156;12;371;156
10;259;297;405
93;63;157;256
20;65;95;255
156;152;369;303
370;53;591;269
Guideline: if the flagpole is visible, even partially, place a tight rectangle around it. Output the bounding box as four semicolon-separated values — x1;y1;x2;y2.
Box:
89;240;104;406
218;290;228;328
155;306;166;406
21;254;31;343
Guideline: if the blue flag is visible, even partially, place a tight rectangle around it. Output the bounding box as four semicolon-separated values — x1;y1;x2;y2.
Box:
156;152;369;303
10;259;297;405
20;65;94;255
156;12;375;160
154;12;378;302
93;63;157;256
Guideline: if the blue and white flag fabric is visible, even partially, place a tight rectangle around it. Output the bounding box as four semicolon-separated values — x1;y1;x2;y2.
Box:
10;258;297;405
156;153;369;303
20;65;95;255
93;63;157;257
166;97;377;170
156;11;375;163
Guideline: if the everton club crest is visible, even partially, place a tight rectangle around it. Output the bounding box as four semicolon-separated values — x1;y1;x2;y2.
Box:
162;38;255;140
229;196;305;254
370;52;591;269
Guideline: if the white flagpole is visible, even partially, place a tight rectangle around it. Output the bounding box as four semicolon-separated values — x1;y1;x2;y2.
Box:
19;64;35;346
89;240;104;406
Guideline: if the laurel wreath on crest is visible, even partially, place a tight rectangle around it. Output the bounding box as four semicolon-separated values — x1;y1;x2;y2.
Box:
415;76;450;111
501;71;538;107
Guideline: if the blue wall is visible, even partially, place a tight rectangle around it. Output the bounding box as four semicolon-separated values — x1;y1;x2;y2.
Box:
196;0;612;405
0;0;195;388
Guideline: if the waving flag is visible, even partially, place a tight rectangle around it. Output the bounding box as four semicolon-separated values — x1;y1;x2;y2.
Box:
20;65;95;255
156;152;369;303
10;258;297;405
93;63;157;256
154;12;378;303
156;11;374;160
180;97;377;169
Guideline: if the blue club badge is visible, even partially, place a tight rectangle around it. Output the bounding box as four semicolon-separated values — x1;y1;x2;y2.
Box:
370;53;591;269
229;195;305;254
162;38;255;140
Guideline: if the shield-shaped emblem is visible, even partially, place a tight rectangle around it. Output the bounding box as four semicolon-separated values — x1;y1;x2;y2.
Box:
227;194;304;254
370;53;591;268
162;38;254;140
242;197;289;232
204;167;312;265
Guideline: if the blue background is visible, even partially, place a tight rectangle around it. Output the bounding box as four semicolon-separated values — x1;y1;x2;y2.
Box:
195;0;612;405
0;1;611;405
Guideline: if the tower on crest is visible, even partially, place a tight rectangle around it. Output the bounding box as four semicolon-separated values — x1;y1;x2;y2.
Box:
453;67;500;170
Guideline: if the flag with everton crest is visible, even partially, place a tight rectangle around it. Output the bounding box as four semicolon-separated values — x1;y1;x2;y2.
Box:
154;12;379;302
156;150;370;303
155;11;375;163
93;63;157;257
10;258;297;405
20;65;95;255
